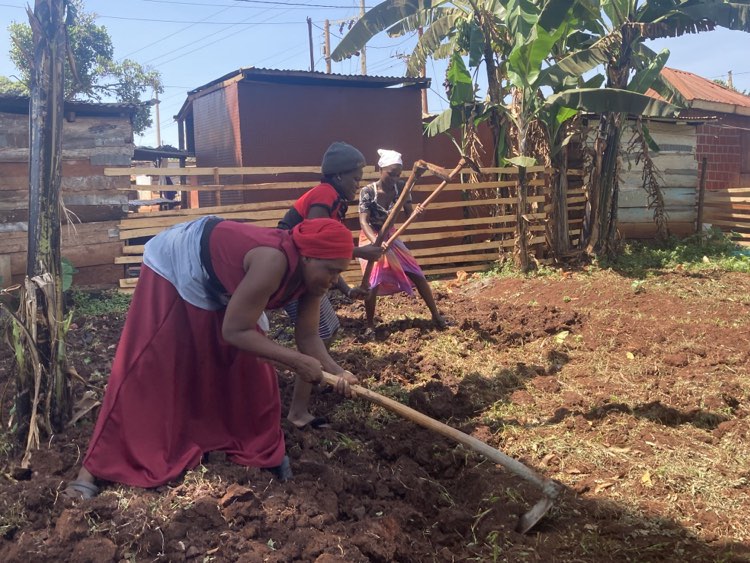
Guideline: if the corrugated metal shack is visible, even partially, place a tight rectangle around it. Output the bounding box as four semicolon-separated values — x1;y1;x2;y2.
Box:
617;118;701;238
0;94;139;286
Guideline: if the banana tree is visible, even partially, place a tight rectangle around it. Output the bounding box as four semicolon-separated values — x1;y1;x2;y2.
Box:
331;0;514;166
503;0;684;269
581;0;750;256
10;0;71;465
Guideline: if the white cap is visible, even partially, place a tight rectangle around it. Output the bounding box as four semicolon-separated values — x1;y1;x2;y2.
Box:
377;149;403;168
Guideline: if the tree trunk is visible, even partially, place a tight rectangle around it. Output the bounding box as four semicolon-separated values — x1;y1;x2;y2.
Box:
515;122;531;272
16;0;70;460
584;23;636;257
548;142;570;258
586;112;623;257
482;28;507;168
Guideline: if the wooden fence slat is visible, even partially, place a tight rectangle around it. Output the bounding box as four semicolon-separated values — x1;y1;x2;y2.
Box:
118;178;550;194
703;211;750;221
118;182;318;192
126;199;298;220
399;225;542;243
114;256;143;264
409;240;506;257
119;219;281;240
107;165;555;177
709;187;750;194
411;179;547;192
703;219;750;230
402;212;547;231
120;209;288;232
107;165;366;176
702;194;750;203
111;165;584;287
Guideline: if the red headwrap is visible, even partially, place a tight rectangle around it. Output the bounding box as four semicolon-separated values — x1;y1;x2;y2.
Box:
291;218;354;259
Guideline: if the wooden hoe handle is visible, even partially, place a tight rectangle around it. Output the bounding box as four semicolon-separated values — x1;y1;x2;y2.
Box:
382;157;467;251
321;370;551;491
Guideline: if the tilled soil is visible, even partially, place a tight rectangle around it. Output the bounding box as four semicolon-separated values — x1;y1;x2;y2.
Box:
1;268;749;562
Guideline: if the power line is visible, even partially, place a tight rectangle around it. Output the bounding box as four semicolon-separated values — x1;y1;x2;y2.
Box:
148;7;296;67
142;0;366;9
100;14;303;25
119;5;236;60
232;0;373;8
142;7;274;66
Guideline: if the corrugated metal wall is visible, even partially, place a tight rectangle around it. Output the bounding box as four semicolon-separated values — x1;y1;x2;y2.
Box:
617;120;698;238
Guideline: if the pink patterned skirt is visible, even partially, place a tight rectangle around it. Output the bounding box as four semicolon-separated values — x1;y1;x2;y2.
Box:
358;230;426;296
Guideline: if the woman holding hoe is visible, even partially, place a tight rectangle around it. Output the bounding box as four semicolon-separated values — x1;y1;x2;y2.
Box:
278;141;383;429
65;217;358;498
358;149;446;337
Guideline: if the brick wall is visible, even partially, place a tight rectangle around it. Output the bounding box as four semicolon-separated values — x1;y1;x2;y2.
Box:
695;115;746;191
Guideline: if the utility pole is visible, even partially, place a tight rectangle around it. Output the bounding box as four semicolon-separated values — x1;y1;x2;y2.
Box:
324;19;331;73
154;87;162;148
307;17;315;72
728;70;734;90
418;26;428;115
360;0;366;75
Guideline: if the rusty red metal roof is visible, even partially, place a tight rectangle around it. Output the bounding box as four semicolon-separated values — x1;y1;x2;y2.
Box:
661;67;750;109
187;67;430;97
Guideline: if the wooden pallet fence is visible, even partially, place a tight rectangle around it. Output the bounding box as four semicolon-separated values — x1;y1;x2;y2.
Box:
701;187;750;247
110;165;583;291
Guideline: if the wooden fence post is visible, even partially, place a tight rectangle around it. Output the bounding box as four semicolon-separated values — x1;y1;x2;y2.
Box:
0;255;11;287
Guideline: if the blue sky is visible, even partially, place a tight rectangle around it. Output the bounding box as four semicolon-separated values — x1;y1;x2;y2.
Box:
1;0;749;149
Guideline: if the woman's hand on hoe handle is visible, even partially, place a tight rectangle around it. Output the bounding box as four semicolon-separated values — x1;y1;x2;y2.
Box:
292;355;357;398
356;243;385;262
292;354;325;384
334;370;357;398
347;285;372;300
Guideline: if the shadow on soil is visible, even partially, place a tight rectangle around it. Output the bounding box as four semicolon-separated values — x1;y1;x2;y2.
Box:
547;400;730;431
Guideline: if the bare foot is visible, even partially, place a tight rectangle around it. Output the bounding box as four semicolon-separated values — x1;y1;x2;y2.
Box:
433;315;448;330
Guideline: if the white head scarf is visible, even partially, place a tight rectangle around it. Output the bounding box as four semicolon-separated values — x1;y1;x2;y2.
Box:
377;149;403;169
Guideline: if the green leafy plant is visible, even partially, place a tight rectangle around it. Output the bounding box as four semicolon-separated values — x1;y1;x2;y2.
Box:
604;229;750;277
71;289;132;316
61;257;77;292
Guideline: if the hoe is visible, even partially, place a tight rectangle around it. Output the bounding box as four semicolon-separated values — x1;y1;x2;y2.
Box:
322;371;563;534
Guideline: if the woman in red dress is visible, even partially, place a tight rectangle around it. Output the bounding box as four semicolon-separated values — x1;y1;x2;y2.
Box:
65;218;357;497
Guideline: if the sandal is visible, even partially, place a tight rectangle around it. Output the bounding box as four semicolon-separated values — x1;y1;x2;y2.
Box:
64;479;99;500
263;455;293;482
295;416;331;430
433;316;449;330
